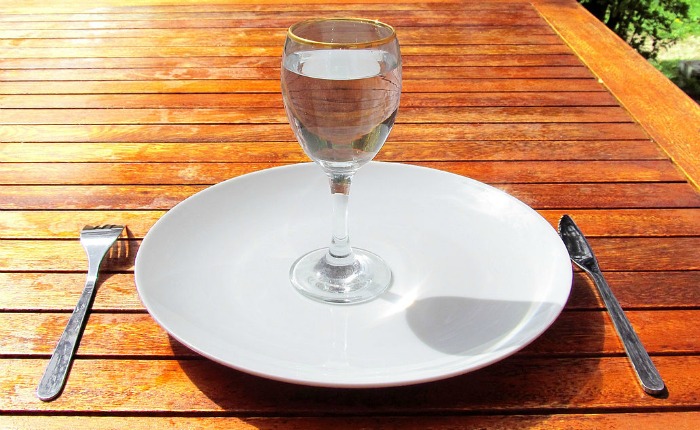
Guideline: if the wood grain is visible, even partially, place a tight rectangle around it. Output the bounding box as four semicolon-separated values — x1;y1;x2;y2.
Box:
2;270;700;312
2;309;698;357
0;53;582;70
0;13;547;32
0;273;146;312
2;0;699;426
0;123;647;143
0;160;684;185
532;0;700;188
4;209;700;239
0;27;560;47
0;66;594;81
2;414;700;430
0;78;604;94
0;92;618;109
0;107;634;125
0;140;666;162
2;356;699;412
2;237;699;272
3;183;700;210
3;182;700;210
0;53;585;68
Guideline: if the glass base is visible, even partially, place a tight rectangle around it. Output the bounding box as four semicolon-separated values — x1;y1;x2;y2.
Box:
290;248;392;305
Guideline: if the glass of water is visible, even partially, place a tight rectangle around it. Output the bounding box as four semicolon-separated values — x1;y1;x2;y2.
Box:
281;18;402;304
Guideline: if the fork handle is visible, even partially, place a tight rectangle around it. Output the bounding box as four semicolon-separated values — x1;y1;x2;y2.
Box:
36;278;97;401
588;268;666;395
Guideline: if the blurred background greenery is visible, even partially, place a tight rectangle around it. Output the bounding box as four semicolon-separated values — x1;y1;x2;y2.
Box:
578;0;700;101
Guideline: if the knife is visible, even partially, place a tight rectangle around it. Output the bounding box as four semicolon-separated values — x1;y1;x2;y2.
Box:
558;215;665;395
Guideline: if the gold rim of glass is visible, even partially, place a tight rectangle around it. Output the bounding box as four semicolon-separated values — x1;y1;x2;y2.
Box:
287;18;396;49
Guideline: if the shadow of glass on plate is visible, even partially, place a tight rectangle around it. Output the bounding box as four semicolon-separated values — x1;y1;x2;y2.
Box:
404;295;560;356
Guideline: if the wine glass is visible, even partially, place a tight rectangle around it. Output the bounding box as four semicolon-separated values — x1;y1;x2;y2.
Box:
281;18;402;304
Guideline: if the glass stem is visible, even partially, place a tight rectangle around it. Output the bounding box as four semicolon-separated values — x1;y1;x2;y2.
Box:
327;173;353;264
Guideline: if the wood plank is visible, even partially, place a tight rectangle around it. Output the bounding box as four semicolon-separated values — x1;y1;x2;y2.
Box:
0;3;544;16
0;92;619;109
0;2;537;15
0;162;285;184
0;7;543;23
0;123;647;143
0;78;604;94
0;211;167;239
0;161;684;185
0;54;585;68
0;46;302;58
0;313;193;357
0;44;570;59
0;25;558;40
0;185;208;210
3;16;544;28
0;1;539;14
0;140;666;162
364;91;617;107
1;45;576;59
584;237;700;271
2;356;698;412
4;209;700;239
503;183;700;209
532;0;700;188
3;309;698;357
0;107;634;126
0;273;145;312
0;66;594;81
0;79;602;95
427;159;684;182
537;209;700;236
0;13;546;32
566;271;700;310
2;238;699;272
0;239;137;271
529;310;700;355
0;79;283;94
1;0;697;425
0;27;561;46
3;183;699;210
2;414;700;430
2;269;699;312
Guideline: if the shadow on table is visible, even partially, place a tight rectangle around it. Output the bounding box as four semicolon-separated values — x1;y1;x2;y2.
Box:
101;225;139;273
171;273;607;418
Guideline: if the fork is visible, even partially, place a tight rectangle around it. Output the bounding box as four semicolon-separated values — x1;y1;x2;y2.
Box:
37;225;124;401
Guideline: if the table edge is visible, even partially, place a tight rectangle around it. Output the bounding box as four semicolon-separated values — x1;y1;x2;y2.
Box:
532;0;700;190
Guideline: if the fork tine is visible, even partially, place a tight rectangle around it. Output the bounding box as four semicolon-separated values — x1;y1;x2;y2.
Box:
81;224;124;231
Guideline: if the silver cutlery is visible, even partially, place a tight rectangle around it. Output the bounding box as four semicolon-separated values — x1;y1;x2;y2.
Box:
37;224;125;401
558;215;665;395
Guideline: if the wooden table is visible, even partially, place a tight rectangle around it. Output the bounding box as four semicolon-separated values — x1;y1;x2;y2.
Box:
2;0;699;427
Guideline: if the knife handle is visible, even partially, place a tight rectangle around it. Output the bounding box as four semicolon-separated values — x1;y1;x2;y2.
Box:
589;269;666;395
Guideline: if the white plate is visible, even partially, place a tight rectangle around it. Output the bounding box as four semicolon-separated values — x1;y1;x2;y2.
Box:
135;162;572;387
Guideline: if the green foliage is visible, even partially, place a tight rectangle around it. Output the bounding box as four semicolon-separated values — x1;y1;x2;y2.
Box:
669;0;700;39
579;0;692;59
650;59;700;99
